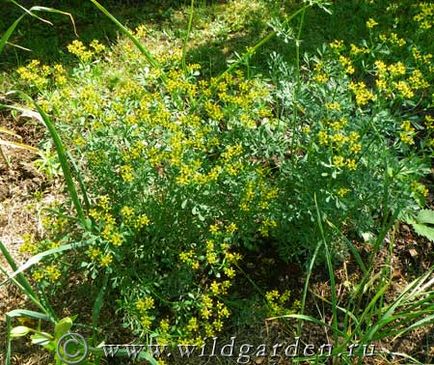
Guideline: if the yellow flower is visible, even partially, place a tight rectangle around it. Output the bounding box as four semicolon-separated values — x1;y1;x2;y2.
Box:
318;130;329;145
186;317;199;333
120;165;134;182
67;40;93;62
87;247;101;260
135;214;150;228
100;254;113;267
110;232;123;247
337;187;350;197
45;264;61;282
346;159;357;171
388;62;406;77
325;101;341;111
224;267;236;279
121;206;135;221
338;56;355;74
210;281;220;295
226;223;237;234
349;81;375;106
332;155;345;168
350;142;362;154
32;270;44;282
395;81;414;99
209;224;219;234
136;297;155;312
366;18;378;29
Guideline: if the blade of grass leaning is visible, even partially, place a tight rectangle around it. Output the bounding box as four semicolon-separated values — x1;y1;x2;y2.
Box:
314;193;338;341
326;219;367;274
0;243;58;320
0;14;25;54
0;139;39;152
0;146;10;168
11;0;78;36
7;309;52;322
0;264;55;321
1;3;77;55
309;289;360;327
267;314;344;336
5;310;53;365
66;150;90;211
9;0;53;25
89;0;165;81
6;315;12;365
26;6;77;36
0;240;38;301
297;240;321;336
4;93;88;229
0;241;88;287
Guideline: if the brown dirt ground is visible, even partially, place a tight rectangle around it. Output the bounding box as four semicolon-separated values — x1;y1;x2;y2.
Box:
0;112;55;365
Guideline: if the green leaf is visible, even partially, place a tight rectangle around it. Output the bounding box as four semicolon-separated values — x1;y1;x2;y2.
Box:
54;317;73;339
10;326;30;338
31;332;53;346
0;15;25;54
416;209;434;225
412;223;434;241
6;309;51;322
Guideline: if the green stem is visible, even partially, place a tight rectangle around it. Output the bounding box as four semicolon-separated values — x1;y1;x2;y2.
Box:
182;0;195;73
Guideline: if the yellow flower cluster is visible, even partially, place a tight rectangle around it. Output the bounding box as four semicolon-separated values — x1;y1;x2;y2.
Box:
313;62;329;84
399;120;416;145
259;218;277;237
32;264;61;283
366;18;378;29
379;32;406;47
197;295;231;338
67;39;105;62
136;296;155;332
411;181;429;199
349;81;375;106
414;3;434;30
339;55;355;74
265;289;300;316
17;60;67;89
337;187;350;198
19;233;37;254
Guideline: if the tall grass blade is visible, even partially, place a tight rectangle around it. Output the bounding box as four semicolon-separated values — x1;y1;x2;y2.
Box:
2;94;89;228
314;193;338;340
1;2;77;55
0;15;25;54
0;241;88;287
182;0;195;72
0;139;39;152
0;240;38;301
89;0;164;82
6;315;12;365
66;150;90;211
297;240;321;336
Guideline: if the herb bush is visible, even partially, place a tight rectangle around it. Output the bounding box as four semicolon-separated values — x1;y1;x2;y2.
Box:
11;0;433;346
